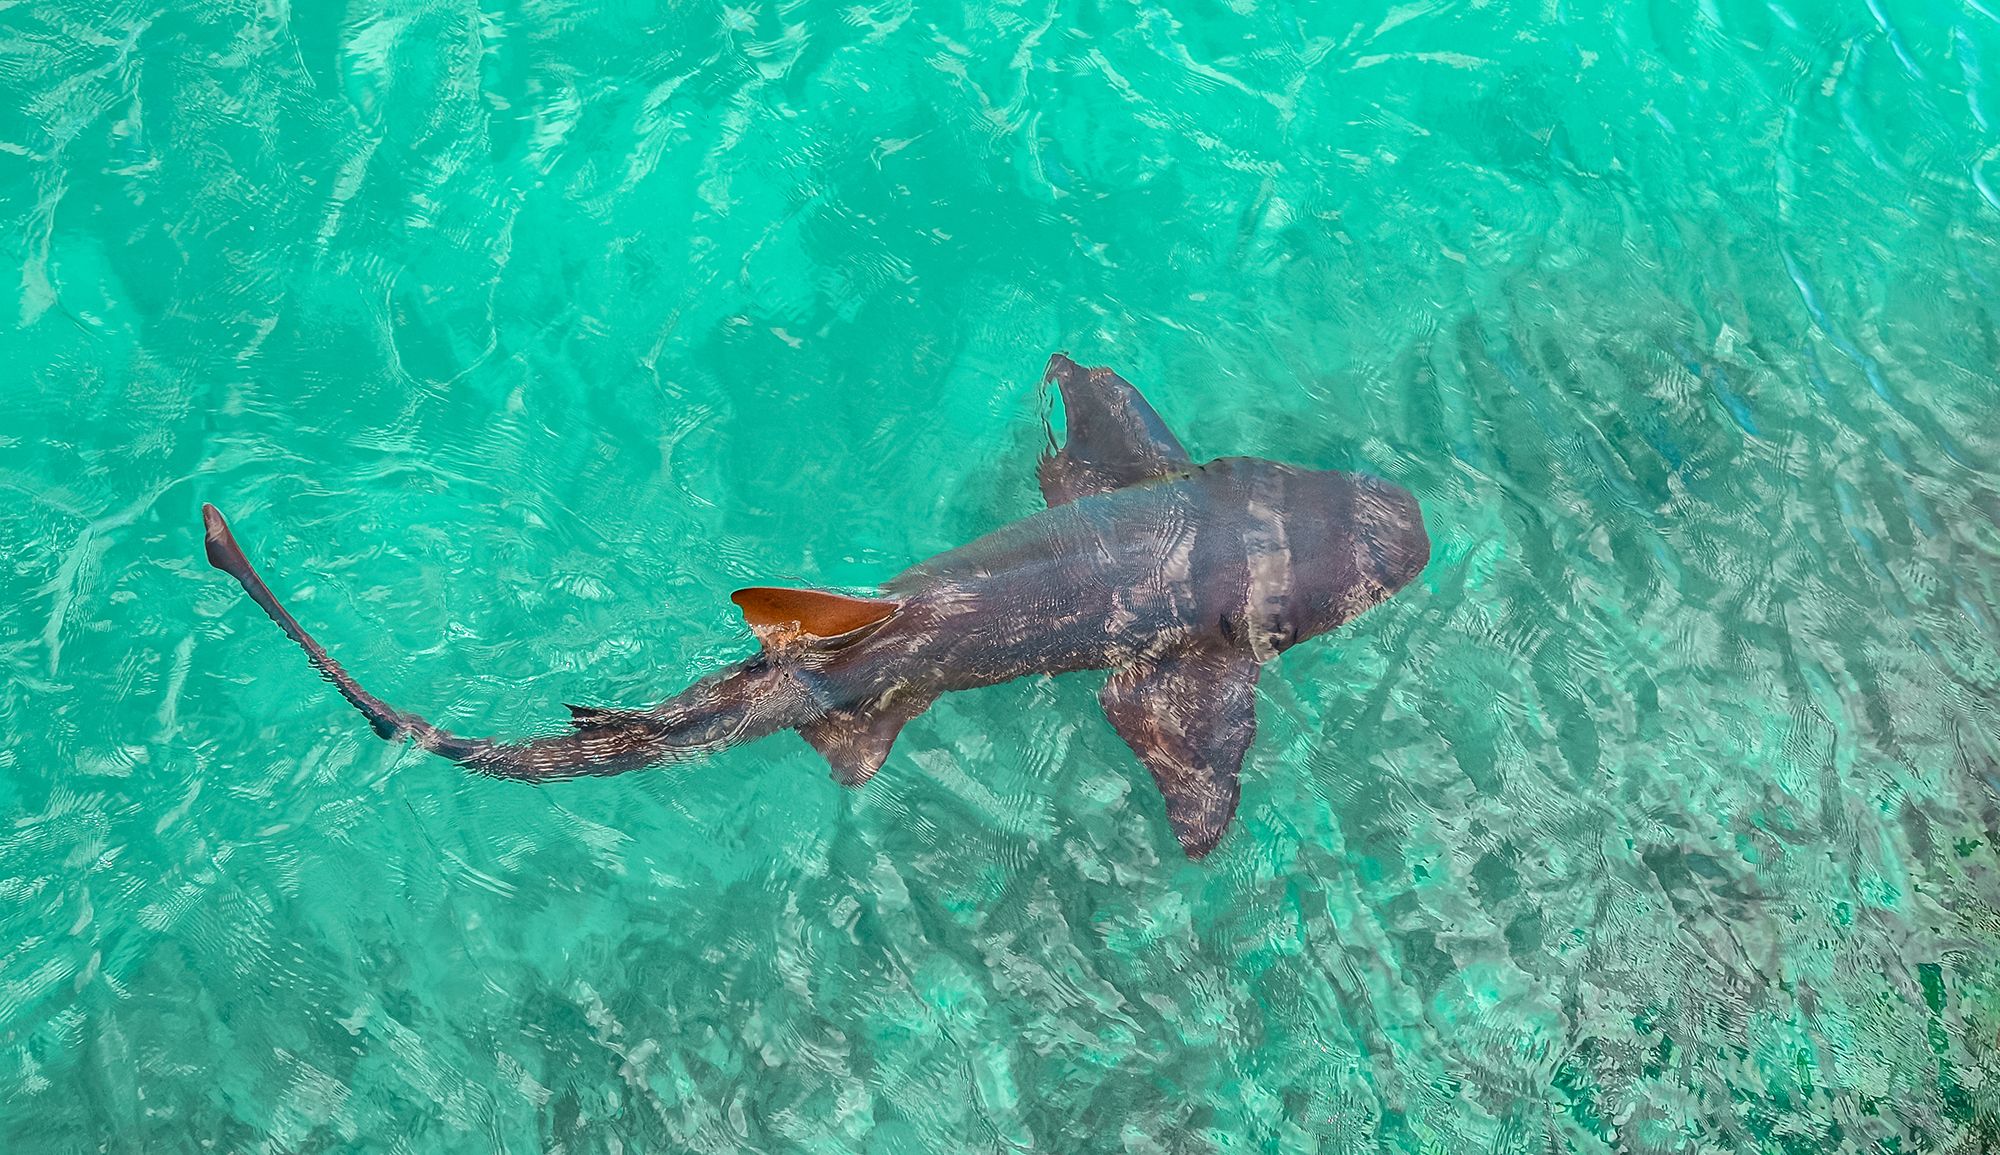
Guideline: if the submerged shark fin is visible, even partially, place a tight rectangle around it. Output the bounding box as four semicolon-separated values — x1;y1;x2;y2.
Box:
799;692;935;786
1038;353;1194;507
730;587;899;645
566;703;640;729
1099;644;1261;858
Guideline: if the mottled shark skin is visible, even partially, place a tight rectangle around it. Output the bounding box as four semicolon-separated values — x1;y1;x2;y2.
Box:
203;354;1430;858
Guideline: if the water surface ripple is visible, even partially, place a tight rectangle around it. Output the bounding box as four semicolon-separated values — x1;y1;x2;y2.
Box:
3;0;1999;1151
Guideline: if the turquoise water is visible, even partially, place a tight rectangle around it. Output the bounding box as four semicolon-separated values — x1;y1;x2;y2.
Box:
5;0;2000;1149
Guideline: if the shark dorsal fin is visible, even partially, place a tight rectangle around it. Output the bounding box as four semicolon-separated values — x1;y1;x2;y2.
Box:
1099;643;1261;858
566;703;637;729
730;586;899;645
1039;354;1194;507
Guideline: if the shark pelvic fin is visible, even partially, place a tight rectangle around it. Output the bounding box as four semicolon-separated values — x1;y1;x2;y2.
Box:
730;587;899;645
800;692;935;786
1099;644;1261;859
1039;353;1194;507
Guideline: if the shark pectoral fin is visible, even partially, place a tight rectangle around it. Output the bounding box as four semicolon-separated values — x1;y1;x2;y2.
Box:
1099;645;1261;859
1038;353;1194;507
730;587;899;646
799;693;934;786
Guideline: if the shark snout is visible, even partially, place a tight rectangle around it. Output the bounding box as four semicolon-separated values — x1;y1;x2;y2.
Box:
1358;478;1430;593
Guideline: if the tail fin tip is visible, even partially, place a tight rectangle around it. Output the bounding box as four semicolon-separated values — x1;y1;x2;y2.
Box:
202;503;249;577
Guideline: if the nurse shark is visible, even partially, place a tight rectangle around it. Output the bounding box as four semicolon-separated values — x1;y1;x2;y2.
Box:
203;354;1429;858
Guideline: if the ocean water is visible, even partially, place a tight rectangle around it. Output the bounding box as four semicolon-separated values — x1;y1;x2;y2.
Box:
4;0;2000;1150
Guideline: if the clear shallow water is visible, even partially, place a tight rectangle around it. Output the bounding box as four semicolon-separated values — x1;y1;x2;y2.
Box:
4;0;2000;1149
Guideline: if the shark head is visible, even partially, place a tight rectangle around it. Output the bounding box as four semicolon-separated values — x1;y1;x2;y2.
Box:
1347;470;1431;598
1248;464;1430;654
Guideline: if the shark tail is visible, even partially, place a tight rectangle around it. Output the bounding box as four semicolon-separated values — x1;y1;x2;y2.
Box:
202;504;803;782
202;504;495;767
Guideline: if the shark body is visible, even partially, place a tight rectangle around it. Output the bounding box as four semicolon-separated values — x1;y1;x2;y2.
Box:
204;354;1429;857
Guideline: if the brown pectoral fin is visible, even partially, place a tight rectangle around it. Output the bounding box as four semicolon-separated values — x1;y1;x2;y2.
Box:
1099;644;1261;859
799;692;935;786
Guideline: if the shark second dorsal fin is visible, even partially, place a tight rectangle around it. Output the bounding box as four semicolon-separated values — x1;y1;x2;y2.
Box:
1039;353;1194;507
730;587;899;646
1098;643;1262;859
566;703;636;729
799;691;935;786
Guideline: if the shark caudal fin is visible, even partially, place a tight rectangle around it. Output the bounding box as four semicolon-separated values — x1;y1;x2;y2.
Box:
201;504;503;768
202;504;416;741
